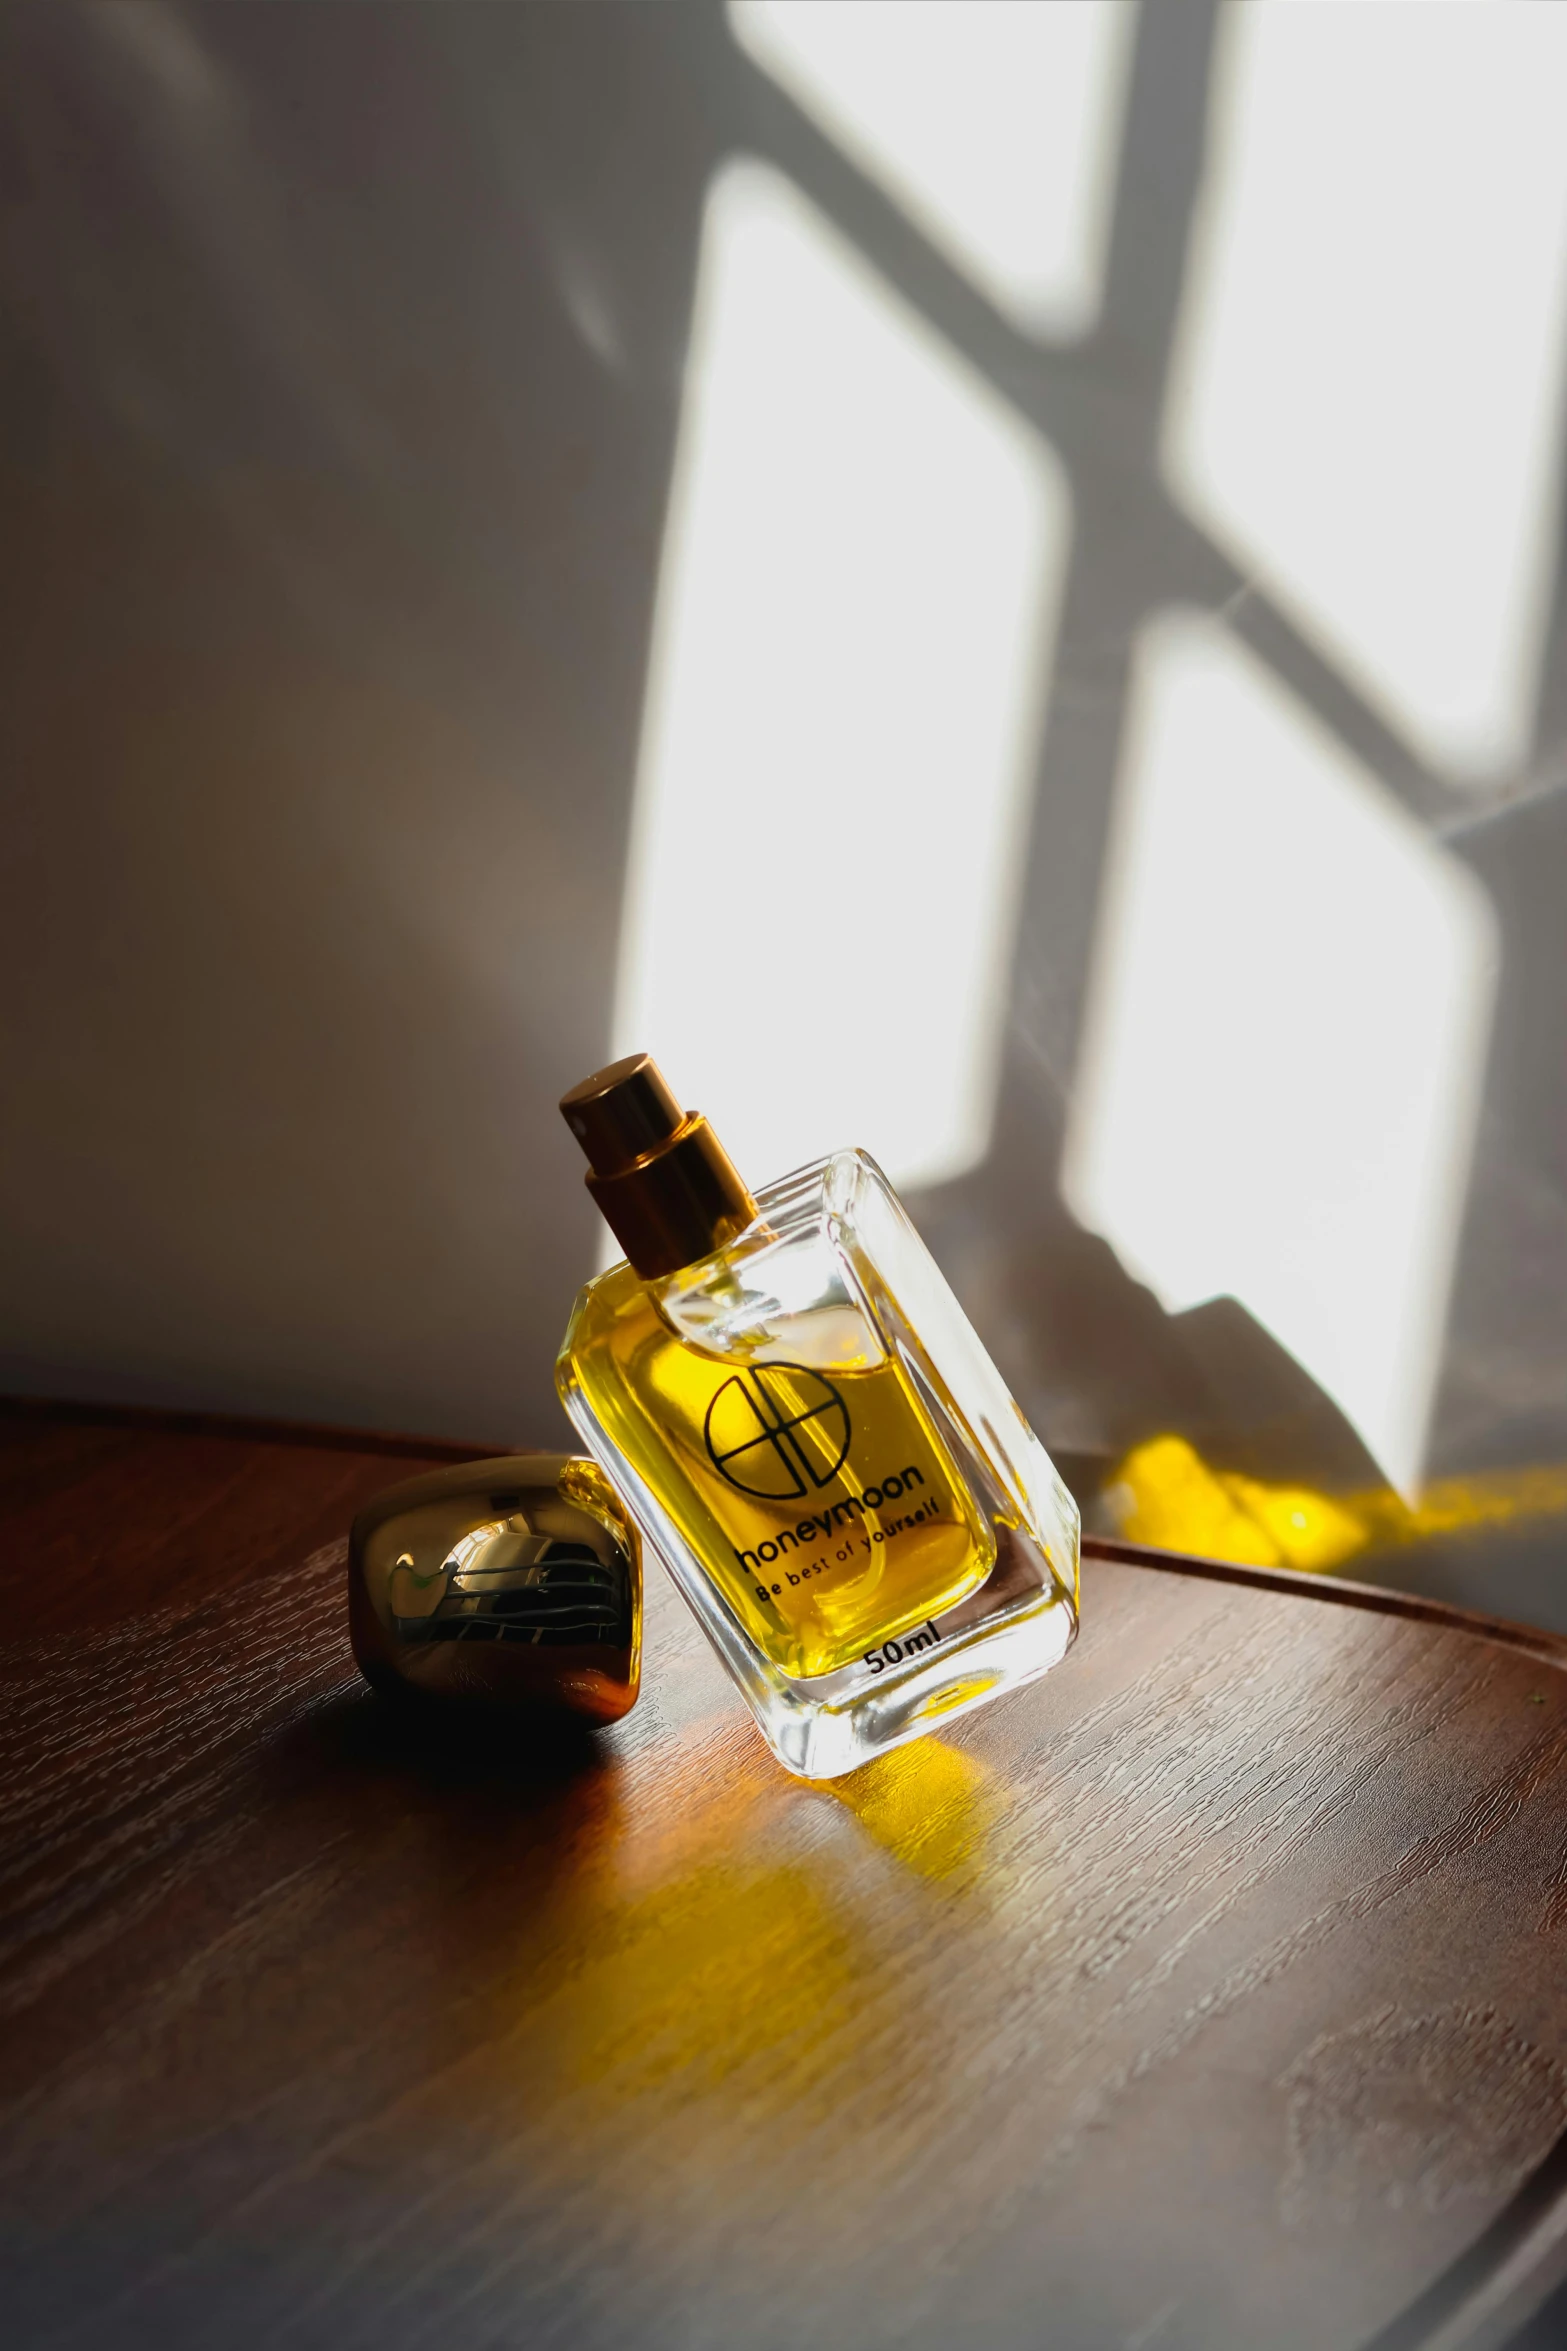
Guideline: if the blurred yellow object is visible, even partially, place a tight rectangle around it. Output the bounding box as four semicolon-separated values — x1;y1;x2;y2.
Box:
1107;1434;1567;1575
1106;1435;1282;1567
1219;1467;1367;1571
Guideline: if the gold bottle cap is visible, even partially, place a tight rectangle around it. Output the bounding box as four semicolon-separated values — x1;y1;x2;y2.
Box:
560;1052;757;1278
348;1454;640;1724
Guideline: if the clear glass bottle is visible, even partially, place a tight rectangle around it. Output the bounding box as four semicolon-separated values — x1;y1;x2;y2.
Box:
555;1055;1079;1779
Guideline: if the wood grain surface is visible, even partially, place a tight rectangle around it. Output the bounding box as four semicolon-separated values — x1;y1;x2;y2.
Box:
5;1405;1567;2351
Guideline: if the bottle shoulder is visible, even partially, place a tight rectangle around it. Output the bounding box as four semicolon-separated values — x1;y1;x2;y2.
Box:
559;1147;904;1377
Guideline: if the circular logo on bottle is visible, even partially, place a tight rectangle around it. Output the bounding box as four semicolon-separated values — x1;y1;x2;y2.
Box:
703;1364;852;1500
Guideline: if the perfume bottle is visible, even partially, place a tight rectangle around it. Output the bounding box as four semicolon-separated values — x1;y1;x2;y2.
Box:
555;1055;1079;1778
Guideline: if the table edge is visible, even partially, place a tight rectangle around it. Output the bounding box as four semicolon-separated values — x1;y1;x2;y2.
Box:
8;1399;1563;1669
1082;1533;1567;1670
0;1392;505;1465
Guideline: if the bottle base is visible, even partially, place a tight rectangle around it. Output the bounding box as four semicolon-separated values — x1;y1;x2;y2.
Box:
752;1586;1077;1779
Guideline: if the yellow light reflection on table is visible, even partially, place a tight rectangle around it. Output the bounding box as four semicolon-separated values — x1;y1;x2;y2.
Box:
827;1739;1005;1892
511;1715;1024;2125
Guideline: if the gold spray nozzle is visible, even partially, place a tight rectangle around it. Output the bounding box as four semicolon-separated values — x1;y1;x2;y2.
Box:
560;1053;757;1278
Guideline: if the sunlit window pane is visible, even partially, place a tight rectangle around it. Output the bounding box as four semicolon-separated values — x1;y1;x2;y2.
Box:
1064;610;1497;1498
612;160;1070;1199
729;1;1136;340
1165;3;1567;785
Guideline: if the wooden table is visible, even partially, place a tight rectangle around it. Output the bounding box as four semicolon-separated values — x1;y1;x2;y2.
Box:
6;1404;1567;2351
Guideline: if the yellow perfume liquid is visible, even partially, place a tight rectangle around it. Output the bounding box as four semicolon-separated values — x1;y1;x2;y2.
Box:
555;1054;1079;1777
567;1260;994;1678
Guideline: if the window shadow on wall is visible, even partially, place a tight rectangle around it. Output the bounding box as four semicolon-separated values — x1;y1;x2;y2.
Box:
3;1;1567;1628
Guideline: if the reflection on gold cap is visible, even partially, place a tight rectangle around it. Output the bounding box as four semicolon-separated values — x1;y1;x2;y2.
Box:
348;1454;641;1724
